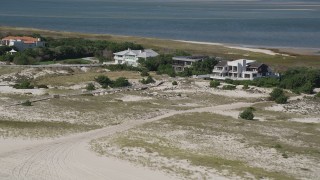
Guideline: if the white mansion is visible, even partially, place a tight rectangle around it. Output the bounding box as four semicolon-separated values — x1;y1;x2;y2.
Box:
211;59;274;80
113;48;159;66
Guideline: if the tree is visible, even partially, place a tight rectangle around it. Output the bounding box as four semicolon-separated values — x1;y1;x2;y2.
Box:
13;54;36;65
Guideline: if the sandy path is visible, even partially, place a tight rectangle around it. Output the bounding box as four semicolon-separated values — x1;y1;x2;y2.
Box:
0;102;252;180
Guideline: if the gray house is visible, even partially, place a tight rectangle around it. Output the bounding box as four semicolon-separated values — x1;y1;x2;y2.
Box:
172;56;208;72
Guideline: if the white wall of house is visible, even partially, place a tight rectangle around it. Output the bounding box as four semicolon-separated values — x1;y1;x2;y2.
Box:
211;59;271;80
2;39;45;51
113;49;158;67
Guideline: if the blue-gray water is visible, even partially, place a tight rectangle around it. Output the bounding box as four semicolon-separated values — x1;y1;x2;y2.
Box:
1;0;320;48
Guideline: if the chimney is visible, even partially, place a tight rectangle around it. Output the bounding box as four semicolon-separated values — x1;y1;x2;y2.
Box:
243;59;247;71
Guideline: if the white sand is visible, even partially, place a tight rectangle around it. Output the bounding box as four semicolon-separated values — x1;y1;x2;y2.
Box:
0;86;45;95
0;102;253;180
175;40;279;55
119;95;153;102
289;118;320;123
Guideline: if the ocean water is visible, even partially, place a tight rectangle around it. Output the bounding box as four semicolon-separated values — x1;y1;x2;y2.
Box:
0;0;320;48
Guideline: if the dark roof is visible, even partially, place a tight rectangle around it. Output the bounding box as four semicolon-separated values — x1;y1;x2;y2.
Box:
247;62;265;68
215;60;227;67
172;56;208;62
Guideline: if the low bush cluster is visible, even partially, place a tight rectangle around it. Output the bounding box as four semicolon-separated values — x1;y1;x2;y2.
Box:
86;83;95;91
210;80;220;88
107;64;142;72
239;107;255;120
222;85;236;90
21;100;32;106
95;75;130;88
140;76;155;84
270;88;288;104
172;81;178;85
13;80;34;89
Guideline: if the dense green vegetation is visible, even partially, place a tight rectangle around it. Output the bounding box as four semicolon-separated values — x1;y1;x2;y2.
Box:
138;55;218;77
94;75;130;88
222;85;236;90
210;80;220;88
0;35;143;65
239;107;254;120
13;80;34;89
180;57;218;76
223;68;320;94
269;88;288;104
138;54;176;77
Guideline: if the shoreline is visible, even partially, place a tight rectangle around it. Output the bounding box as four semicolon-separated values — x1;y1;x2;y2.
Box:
175;40;320;56
1;26;319;56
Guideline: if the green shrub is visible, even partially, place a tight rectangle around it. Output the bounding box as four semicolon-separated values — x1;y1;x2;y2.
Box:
242;84;249;90
282;153;288;158
253;77;280;87
140;76;155;84
13;80;34;89
270;88;285;101
210;80;220;88
21;100;32;106
275;95;288;104
239;108;254;120
172;81;178;86
86;83;95;91
225;79;234;84
95;75;112;88
140;69;149;77
111;77;131;88
222;85;236;90
299;81;314;94
315;92;320;98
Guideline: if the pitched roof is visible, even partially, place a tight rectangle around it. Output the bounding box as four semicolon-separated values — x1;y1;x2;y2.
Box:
172;56;208;62
215;60;228;67
114;49;159;58
247;62;264;68
2;36;40;42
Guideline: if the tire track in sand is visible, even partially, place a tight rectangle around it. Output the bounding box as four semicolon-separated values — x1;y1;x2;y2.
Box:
0;102;253;180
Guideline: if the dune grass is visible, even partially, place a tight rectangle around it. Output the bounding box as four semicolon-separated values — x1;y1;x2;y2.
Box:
97;111;319;179
0;119;101;138
34;70;141;86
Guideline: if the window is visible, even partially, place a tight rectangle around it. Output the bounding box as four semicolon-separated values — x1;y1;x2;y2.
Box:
244;74;250;78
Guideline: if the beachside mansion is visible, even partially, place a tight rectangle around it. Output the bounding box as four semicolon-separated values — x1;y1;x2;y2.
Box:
211;59;274;80
1;36;45;51
113;48;159;66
